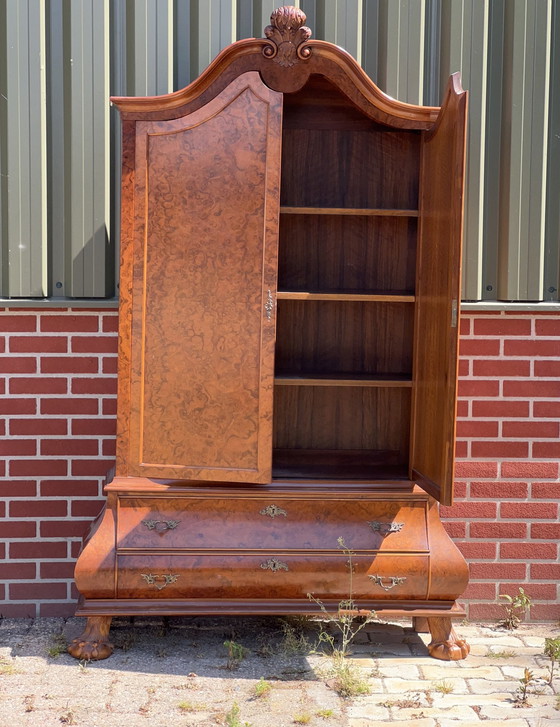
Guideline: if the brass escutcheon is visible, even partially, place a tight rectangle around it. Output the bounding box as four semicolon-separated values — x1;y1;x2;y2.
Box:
264;290;274;320
260;558;289;572
260;504;288;518
142;519;180;533
141;573;179;591
369;575;407;591
367;521;404;536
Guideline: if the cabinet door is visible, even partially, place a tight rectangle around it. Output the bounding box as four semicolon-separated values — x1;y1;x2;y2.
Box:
410;75;467;506
125;72;282;483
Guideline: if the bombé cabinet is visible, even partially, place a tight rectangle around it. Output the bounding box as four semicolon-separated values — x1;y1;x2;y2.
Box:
69;6;470;662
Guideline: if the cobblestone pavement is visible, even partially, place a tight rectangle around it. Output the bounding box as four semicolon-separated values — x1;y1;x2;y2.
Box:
0;616;558;726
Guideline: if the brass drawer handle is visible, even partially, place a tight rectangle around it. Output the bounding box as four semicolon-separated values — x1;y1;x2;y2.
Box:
260;558;289;572
141;573;179;591
367;521;404;536
142;519;180;533
260;504;287;518
369;575;407;591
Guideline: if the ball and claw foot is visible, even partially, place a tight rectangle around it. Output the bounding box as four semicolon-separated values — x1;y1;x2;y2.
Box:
426;617;470;661
67;616;114;661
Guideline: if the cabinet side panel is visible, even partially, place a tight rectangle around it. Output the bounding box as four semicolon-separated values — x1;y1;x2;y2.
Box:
411;77;467;505
127;73;282;482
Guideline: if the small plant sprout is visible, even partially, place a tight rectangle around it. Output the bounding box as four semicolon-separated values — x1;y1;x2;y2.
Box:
293;714;311;724
224;701;252;727
485;648;518;659
224;640;248;670
543;636;560;686
316;708;334;718
432;679;454;694
514;668;537;706
47;632;68;659
254;677;272;698
499;587;532;630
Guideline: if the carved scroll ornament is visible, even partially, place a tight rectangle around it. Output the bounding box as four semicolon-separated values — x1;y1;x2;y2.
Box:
263;6;312;67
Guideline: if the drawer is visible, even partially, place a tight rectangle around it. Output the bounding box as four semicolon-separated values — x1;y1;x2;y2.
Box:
116;553;429;600
117;497;428;552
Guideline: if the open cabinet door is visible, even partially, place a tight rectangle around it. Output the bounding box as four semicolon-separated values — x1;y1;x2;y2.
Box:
122;72;282;483
410;74;467;506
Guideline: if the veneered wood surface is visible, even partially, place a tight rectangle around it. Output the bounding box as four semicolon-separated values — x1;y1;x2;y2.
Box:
411;74;467;505
116;496;428;552
126;72;282;482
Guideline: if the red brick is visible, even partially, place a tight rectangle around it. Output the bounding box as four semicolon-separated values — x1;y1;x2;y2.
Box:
71;459;114;477
503;380;560;398
471;441;528;458
72;418;116;436
0;563;36;579
41;397;98;415
441;521;466;538
71;336;118;353
40;520;91;538
40;479;100;497
71;377;117;395
0;357;37;373
470;481;528;499
10;582;67;600
458;359;469;376
0;398;36;415
470;562;527;579
102;439;116;457
504;339;560;357
531;482;560;499
534;360;560;377
10;500;68;518
10;336;67;353
40;562;75;579
473;318;532;336
472;360;531;377
455;441;468;457
102;356;118;374
467;603;510;621
470;522;527;539
0;603;36;617
461;582;496;600
499;542;558;560
0;337;4;353
531;522;560;539
535;318;560;335
10;541;68;559
503;421;559;438
9;377;67;395
456;542;497;559
472;400;530;418
0;315;37;332
40;603;77;617
0;480;37;497
40;315;98;332
102;315;119;332
102;398;117;415
456;400;469;417
499;583;558;600
10;459;67;477
40;439;98;456
459;339;500;356
455;421;499;437
531;563;560;580
533;401;560;418
70;541;82;559
459;317;471;335
71;499;104;517
457;380;500;398
41;356;98;374
0;439;36;456
454;461;499;478
0;521;37;538
501;502;558;519
10;418;67;436
529;604;560;621
453;481;467;498
440;501;497;519
533;441;560;458
501;461;558;479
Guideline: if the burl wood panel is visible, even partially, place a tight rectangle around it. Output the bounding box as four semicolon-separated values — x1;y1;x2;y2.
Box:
116;553;429;600
127;72;282;482
116;496;428;552
411;74;467;506
278;215;417;294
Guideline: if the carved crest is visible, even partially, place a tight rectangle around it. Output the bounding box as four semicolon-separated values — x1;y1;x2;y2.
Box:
263;6;312;67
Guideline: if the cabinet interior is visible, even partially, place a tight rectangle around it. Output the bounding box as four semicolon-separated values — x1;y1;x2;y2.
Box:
272;76;420;482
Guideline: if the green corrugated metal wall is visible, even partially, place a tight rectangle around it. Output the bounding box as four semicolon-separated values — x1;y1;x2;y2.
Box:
0;0;558;302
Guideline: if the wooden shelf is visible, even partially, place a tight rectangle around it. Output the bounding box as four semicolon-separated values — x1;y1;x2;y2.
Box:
277;290;415;303
272;448;409;480
280;206;419;217
275;373;412;388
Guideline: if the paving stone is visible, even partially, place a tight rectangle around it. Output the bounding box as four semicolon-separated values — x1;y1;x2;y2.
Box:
375;664;420;678
435;692;516;706
467;635;526;647
384;676;469;694
385;705;478;721
346;703;391;720
349;719;436;727
438;721;530;727
422;664;503;679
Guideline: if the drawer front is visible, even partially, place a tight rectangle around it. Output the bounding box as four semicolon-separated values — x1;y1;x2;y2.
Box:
117;497;428;552
116;553;429;600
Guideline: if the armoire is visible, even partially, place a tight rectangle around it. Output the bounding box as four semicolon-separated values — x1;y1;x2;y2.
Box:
68;6;470;662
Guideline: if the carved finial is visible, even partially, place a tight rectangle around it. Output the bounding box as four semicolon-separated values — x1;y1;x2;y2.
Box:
263;6;312;67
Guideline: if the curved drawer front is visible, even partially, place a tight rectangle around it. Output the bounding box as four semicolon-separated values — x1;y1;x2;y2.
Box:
116;553;429;600
117;497;428;552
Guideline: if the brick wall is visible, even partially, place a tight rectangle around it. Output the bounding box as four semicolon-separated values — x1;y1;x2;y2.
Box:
1;308;559;620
